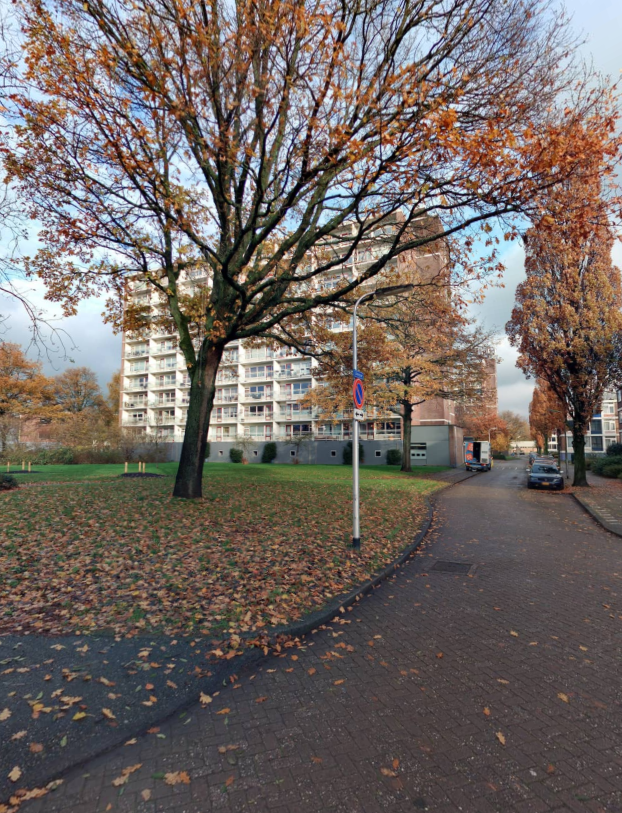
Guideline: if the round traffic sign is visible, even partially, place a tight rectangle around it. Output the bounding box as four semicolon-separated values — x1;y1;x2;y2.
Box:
353;379;365;409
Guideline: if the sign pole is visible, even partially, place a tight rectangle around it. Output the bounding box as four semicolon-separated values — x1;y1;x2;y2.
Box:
352;305;360;550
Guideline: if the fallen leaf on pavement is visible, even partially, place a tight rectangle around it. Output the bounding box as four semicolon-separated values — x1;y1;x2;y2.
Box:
141;789;152;801
557;693;569;703
225;775;234;787
8;767;22;782
510;631;519;637
111;764;142;787
483;707;491;717
102;708;116;720
495;732;506;746
0;708;11;722
199;693;212;706
29;743;44;753
380;767;398;777
334;680;345;686
216;708;230;715
307;668;316;676
255;696;268;703
164;772;191;786
311;756;323;764
11;731;27;741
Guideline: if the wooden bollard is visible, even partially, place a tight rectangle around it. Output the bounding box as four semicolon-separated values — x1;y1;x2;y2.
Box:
124;461;128;473
28;461;31;472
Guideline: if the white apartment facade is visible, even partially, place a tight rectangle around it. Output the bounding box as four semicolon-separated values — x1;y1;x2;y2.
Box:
548;390;619;456
120;218;440;444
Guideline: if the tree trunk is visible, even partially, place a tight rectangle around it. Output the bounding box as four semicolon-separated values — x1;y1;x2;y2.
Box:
544;435;549;454
572;428;588;487
173;344;223;499
400;402;412;473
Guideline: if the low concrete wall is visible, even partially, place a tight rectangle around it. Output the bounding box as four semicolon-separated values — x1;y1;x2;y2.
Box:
164;439;403;465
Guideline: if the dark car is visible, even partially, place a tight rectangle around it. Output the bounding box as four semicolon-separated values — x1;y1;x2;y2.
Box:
527;462;564;490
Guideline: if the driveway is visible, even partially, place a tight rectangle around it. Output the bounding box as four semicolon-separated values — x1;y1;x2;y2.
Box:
14;459;622;813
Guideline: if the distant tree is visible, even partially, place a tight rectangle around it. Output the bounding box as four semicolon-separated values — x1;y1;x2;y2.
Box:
507;158;622;486
529;380;565;453
54;366;105;413
106;371;121;424
499;411;530;445
0;341;55;451
6;0;616;498
460;408;510;453
306;273;495;472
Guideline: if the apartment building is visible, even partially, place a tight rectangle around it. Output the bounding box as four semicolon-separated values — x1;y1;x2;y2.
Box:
120;214;454;451
548;390;619;456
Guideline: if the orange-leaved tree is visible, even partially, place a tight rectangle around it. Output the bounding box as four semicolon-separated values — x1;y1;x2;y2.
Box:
0;341;56;453
529;379;566;453
458;408;509;453
304;262;496;471
4;0;618;497
507;158;622;486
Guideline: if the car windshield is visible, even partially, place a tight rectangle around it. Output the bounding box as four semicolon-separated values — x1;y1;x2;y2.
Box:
531;465;559;474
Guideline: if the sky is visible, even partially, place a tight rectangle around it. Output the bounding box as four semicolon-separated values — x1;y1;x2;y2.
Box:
1;0;621;416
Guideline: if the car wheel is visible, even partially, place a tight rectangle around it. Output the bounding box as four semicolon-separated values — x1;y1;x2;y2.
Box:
527;482;533;489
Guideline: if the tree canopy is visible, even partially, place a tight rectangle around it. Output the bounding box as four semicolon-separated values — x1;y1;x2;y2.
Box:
4;0;619;496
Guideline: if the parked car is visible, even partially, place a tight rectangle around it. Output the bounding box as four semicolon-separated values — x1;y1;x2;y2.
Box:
528;451;538;465
527;461;564;490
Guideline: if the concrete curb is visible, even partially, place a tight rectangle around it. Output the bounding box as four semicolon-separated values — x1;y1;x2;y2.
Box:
572;492;622;539
6;474;469;800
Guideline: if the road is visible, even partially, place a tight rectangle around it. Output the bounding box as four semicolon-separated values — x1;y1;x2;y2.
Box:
18;459;622;813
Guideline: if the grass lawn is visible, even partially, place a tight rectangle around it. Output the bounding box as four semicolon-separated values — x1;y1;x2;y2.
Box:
0;463;445;642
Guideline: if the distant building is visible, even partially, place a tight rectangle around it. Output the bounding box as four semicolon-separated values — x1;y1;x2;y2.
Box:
548;390;619;456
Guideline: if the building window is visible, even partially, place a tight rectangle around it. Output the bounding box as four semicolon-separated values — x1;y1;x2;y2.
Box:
218;450;224;456
375;450;382;457
330;450;336;457
592;436;604;452
290;450;296;457
590;419;602;435
253;450;258;456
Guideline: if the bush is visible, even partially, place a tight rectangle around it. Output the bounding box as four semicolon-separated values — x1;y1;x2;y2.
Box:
386;448;402;466
0;474;19;491
343;441;364;465
204;442;211;461
229;447;243;463
261;442;277;464
601;463;622;479
591;455;622;476
607;442;622;457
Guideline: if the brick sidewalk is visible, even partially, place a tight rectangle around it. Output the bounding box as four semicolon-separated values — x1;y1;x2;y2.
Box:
565;465;622;538
14;461;622;813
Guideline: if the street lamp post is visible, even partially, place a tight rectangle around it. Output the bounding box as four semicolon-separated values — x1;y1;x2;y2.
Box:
488;427;498;444
351;284;413;550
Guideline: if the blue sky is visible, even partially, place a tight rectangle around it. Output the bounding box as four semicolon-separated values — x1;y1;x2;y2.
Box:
1;0;621;416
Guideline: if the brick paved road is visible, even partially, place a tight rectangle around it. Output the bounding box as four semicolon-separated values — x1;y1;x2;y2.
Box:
17;459;622;813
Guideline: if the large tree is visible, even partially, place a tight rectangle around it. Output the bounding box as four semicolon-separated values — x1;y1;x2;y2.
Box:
458;407;509;453
5;0;617;497
507;165;622;486
499;410;530;445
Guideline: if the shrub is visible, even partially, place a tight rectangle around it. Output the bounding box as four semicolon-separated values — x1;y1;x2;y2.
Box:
261;441;277;464
607;442;622;457
229;447;243;463
0;474;19;491
343;441;364;465
386;448;402;466
601;463;622;479
591;455;622;476
204;442;211;460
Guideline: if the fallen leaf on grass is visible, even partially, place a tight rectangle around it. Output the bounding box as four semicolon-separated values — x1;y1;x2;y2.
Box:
8;767;22;783
111;764;142;787
164;771;190;786
495;732;506;746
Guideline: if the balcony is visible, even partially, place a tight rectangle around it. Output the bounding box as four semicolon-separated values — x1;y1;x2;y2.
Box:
278;408;315;420
221;355;239;366
215;394;238;403
177;397;190;406
122;417;147;426
216;373;239;384
243;370;274;381
151;378;177;390
241;391;273;402
243;411;274;422
150;362;178;373
124;382;148;391
276;368;312;380
151;345;177;356
125;348;149;358
124;399;148;409
150;399;176;408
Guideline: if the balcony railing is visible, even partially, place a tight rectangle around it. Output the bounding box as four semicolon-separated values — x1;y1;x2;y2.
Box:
215;394;238;403
125;348;149;358
243;412;273;422
276;368;312;380
124;400;148;409
150;362;178;372
278;409;315;420
177;397;190;406
151;379;177;389
122;417;147;426
151;345;177;356
243;370;273;381
215;413;238;421
124;382;148;391
150;400;176;408
241;391;273;401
